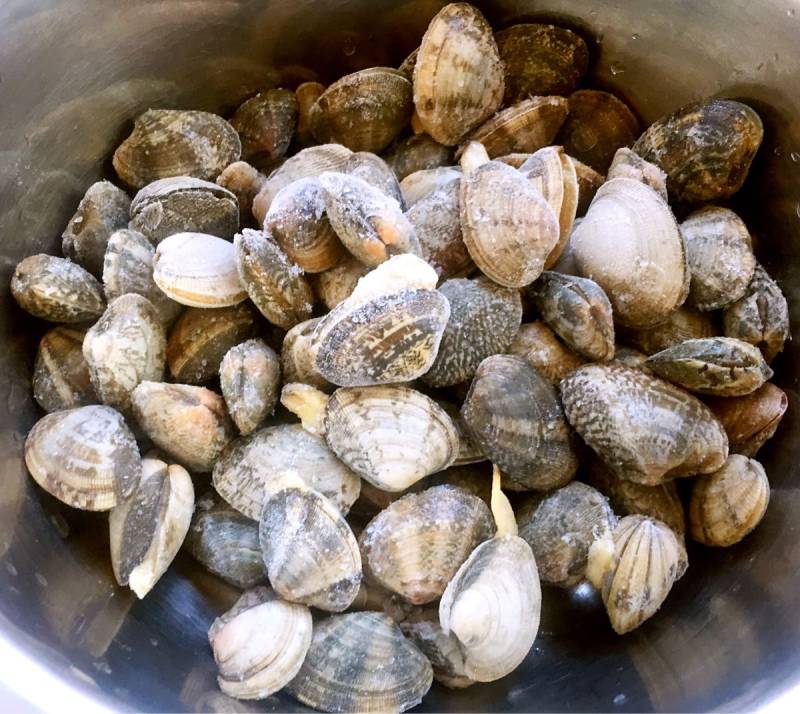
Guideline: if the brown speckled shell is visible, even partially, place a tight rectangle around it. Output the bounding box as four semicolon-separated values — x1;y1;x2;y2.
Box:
507;321;585;384
32;327;96;413
229;88;298;170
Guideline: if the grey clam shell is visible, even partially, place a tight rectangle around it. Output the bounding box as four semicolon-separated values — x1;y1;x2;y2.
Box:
344;151;405;207
219;339;280;435
32;327;96;413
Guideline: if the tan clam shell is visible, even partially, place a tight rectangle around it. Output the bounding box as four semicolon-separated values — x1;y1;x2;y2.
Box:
219;339;280;435
24;405;141;511
607;147;668;201
621;305;717;355
508;321;585;385
611;346;650;370
32;327;96;413
384;133;454;181
345;151;405;207
400;166;461;207
560;363;729;486
229;88;298;169
310;254;370;310
281;318;330;391
295;81;327;147
216;160;266;224
572;157;605;215
413;3;504;146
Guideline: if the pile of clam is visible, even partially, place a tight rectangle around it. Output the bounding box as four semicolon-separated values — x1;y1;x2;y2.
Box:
11;2;790;710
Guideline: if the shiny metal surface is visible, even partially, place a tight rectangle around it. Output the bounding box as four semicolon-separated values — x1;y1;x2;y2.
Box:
1;0;799;711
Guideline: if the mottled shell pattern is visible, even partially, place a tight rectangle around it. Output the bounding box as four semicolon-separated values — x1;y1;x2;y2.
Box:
229;88;298;169
32;327;96;413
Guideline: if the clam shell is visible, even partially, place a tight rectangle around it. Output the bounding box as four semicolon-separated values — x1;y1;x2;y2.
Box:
560;363;729;485
109;455;194;598
212;423;360;520
633;99;763;203
286;611;433;713
325;385;460;491
11;254;106;323
508;321;584;385
260;485;362;611
61;180;130;277
572;157;605;215
398;46;419;78
461;354;579;491
423;277;522;387
400;166;461;207
384;133;454;181
220;339;280;435
33;327;96;413
229;88;298;169
24;405;141;511
281;318;330;391
620;306;717;355
310;255;370;310
611;346;650;371
113;109;241;189
345;151;405;207
130;381;234;472
607;147;668;201
413;3;504;146
216;160;266;224
295;81;327;146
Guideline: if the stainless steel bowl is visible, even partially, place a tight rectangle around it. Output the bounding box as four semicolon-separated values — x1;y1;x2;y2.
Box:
2;1;800;711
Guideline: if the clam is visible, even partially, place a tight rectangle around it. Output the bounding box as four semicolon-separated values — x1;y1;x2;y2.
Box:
234;228;314;329
345;151;405;207
61;180;130;277
286;611;433;713
229;88;298;169
24;404;141;511
310;255;370;310
263;177;345;273
528;271;615;361
461;354;579;491
423;277;522;387
153;232;247;308
571;178;687;328
83;294;167;413
516;482;617;587
586;515;687;634
209;587;312;700
413;3;504;145
212;423;360;520
681;206;756;310
216;160;266;224
310;68;413;153
109;455;194;598
11;254;106;323
167;303;256;384
689;454;770;547
131;381;234;472
645;337;772;396
187;492;267;589
113;109;241;189
621;306;717;355
633;98;763;203
556;90;640;172
219;339;281;435
560;364;729;485
611;346;650;370
295;81;327;147
384;133;454;181
572;157;604;215
494;23;589;103
129;176;239;244
281;318;330;391
508;321;585;385
606;147;668;201
723;263;790;363
32;327;96;413
359;484;493;603
400;166;461;207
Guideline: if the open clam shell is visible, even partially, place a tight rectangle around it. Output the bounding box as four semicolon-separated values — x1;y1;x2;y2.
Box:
33;327;96;413
229;88;298;170
508;321;585;385
384;133;454;181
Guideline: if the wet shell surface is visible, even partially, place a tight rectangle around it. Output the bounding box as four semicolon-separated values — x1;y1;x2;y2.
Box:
281;318;330;391
24;405;141;511
413;3;504;146
11;254;106;323
359;485;493;604
689;454;770;547
311;255;370;311
423;277;522;387
32;327;96;413
461;354;579;491
384;133;454;181
216;160;266;224
508;321;585;384
220;339;281;435
561;364;729;485
131;381;234;472
621;306;717;355
286;611;433;713
633;99;764;203
113;109;241;189
400;166;461;207
345;151;405;207
229;88;298;169
109;455;194;598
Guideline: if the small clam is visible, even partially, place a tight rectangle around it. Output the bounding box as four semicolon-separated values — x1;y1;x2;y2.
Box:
384;133;454;181
606;147;668;201
32;327;96;413
517;482;617;587
209;587;312;700
400;166;461;208
310;255;370;310
220;339;281;435
561;364;729;486
113;109;241;189
167;303;256;384
61;180;130;277
295;81;327;146
345;151;405;207
310;68;413;153
131;381;234;472
413;3;504;146
556;90;640;172
529;271;615;361
587;515;687;634
216;160;266;224
461;354;579;491
109;455;194;598
281;318;330;390
494;23;589;103
572;157;605;215
723;263;790;363
234;228;314;329
633;98;763;203
11;254;106;323
24;404;141;511
83;294;167;413
621;306;717;355
508;321;585;385
705;383;788;457
423;277;522;387
359;485;493;603
129;177;239;244
689;454;770;547
286;611;433;713
229;89;298;169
